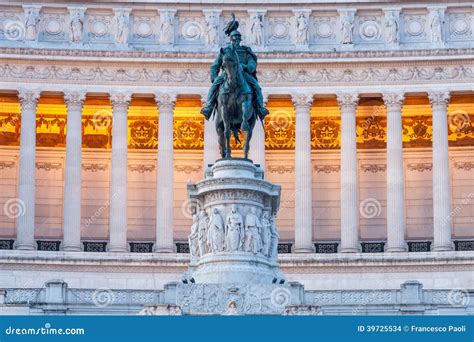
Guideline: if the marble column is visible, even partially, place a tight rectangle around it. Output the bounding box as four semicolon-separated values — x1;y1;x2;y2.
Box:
61;91;86;251
250;93;267;170
202;93;220;169
383;92;407;252
14;89;40;250
337;93;360;253
154;93;177;253
107;92;131;252
429;91;454;251
292;93;315;253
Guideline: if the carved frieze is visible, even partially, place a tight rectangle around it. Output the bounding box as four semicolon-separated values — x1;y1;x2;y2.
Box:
82;163;107;172
128;164;155;173
36;161;62;171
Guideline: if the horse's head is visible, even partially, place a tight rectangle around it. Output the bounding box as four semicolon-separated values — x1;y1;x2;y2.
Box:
222;45;241;87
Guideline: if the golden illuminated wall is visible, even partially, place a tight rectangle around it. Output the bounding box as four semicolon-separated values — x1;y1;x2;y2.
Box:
0;95;473;149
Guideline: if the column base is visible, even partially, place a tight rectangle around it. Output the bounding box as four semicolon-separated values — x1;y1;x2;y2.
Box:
431;244;454;252
153;245;176;253
13;242;37;250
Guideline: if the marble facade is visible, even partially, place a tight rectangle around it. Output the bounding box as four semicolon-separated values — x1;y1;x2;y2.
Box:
0;0;473;314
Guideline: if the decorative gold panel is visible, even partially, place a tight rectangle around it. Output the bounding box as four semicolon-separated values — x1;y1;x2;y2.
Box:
0;100;472;151
82;114;112;149
129;118;158;149
356;116;386;149
265;109;295;150
174;116;204;150
36;115;66;147
0;113;20;146
402;116;433;148
311;118;340;149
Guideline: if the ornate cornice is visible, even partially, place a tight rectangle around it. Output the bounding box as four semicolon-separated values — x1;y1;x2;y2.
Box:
0;64;472;89
0;47;472;62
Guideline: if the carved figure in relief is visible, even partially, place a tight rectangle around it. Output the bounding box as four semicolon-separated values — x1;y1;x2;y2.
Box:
159;12;174;45
430;11;443;43
197;209;209;256
205;12;219;46
268;214;279;260
207;207;225;253
385;11;399;44
295;13;309;45
260;211;272;256
250;13;264;46
115;11;129;44
225;204;244;252
188;213;199;258
341;13;353;44
24;8;40;41
70;10;83;43
244;207;262;254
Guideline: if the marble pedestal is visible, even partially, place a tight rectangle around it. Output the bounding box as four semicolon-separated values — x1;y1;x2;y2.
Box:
164;159;312;315
185;159;284;284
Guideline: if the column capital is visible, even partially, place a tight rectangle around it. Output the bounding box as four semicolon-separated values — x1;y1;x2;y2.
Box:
336;93;359;109
428;91;450;107
383;92;405;108
110;91;132;108
18;89;41;110
291;93;313;110
64;91;86;108
155;93;177;111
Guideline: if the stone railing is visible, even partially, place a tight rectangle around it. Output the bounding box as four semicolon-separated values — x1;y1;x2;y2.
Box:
0;2;472;53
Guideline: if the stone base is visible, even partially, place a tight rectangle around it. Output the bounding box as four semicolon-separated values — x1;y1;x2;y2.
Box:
190;252;285;284
174;282;305;315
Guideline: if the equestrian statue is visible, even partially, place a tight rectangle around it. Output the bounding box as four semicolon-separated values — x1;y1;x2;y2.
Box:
200;13;269;159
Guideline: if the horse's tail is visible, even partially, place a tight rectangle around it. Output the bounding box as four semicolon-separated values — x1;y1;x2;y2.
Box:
232;129;241;144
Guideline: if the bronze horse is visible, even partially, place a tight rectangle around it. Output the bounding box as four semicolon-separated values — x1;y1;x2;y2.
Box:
215;43;257;159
